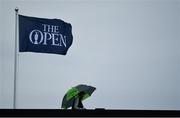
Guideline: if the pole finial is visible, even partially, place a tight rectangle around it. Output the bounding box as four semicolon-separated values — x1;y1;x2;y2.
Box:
15;7;19;12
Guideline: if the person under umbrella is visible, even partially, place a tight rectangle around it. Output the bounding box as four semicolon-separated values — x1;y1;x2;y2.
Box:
72;92;85;109
61;84;96;109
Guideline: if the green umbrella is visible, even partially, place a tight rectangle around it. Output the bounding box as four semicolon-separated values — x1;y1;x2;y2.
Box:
61;84;96;109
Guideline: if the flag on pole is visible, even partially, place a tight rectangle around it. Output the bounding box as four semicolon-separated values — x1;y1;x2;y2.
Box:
19;15;73;55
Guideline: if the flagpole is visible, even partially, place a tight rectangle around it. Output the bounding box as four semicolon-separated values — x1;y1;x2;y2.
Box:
13;7;19;109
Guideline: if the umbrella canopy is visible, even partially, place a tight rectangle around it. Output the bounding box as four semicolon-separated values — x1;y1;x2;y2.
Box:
61;84;96;109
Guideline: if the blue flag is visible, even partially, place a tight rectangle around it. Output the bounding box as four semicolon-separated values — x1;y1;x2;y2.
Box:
19;15;73;55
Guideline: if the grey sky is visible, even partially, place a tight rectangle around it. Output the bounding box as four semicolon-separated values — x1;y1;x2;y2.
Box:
0;0;180;109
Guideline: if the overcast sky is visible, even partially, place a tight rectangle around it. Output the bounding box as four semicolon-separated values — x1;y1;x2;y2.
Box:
0;0;180;109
